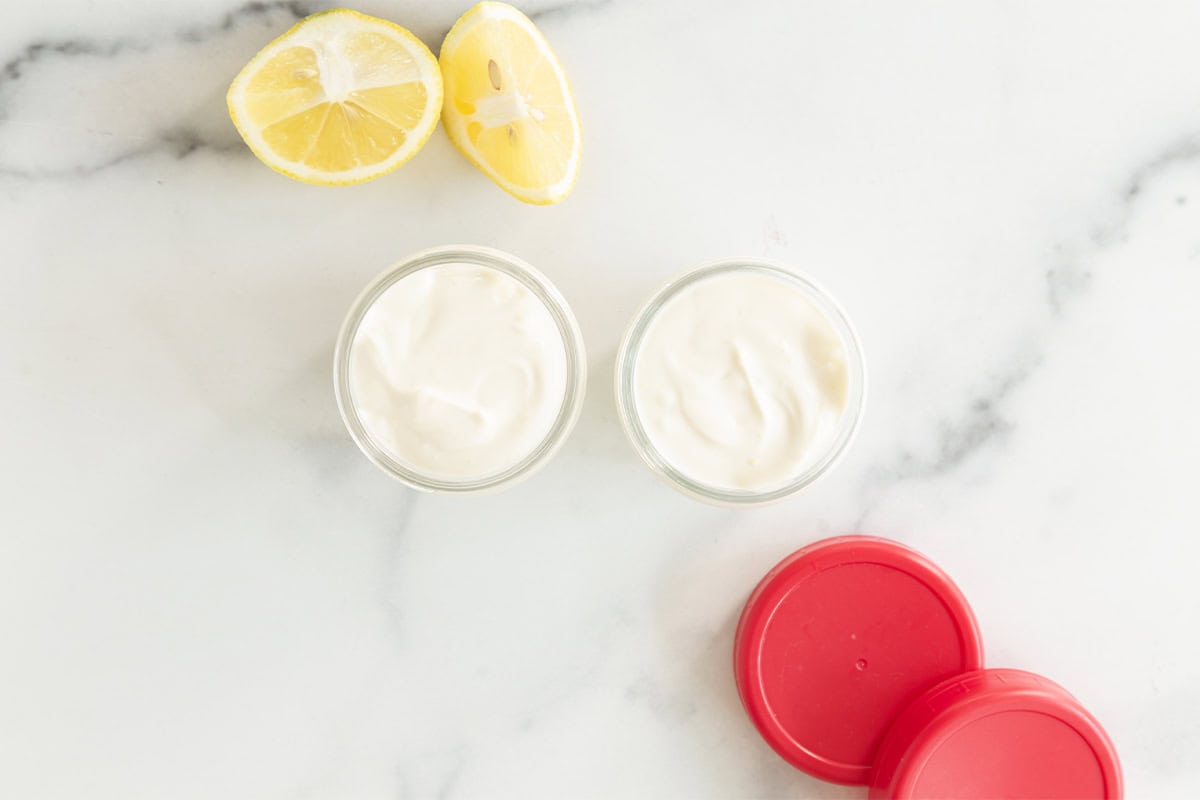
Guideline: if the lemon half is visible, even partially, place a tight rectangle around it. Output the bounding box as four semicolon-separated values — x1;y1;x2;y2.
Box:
227;9;443;185
440;2;582;204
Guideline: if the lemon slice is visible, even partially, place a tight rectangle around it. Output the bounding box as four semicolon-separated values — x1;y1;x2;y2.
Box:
440;2;581;204
227;9;442;185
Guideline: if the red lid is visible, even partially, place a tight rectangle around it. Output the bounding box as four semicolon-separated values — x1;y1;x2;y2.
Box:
869;669;1122;799
733;536;984;785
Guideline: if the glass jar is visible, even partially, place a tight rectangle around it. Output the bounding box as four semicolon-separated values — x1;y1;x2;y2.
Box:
615;258;866;506
334;244;587;493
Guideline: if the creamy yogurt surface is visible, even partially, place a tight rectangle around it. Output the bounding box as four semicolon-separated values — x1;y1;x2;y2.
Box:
632;269;851;492
348;262;567;481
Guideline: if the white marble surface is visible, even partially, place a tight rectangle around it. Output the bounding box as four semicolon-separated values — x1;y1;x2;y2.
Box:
2;1;1199;797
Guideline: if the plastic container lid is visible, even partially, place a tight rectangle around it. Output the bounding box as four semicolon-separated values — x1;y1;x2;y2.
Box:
734;536;984;785
869;668;1123;799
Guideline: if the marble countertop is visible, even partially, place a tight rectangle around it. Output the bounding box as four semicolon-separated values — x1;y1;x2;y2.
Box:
3;1;1199;797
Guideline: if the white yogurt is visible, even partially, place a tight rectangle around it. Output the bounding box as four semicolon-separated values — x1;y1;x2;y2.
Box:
631;268;853;493
347;262;567;481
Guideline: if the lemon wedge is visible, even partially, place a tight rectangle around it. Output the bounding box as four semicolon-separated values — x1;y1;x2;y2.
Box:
440;2;582;204
227;9;442;185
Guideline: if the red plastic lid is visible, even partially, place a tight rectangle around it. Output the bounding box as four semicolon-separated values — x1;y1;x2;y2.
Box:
870;669;1123;799
733;536;984;785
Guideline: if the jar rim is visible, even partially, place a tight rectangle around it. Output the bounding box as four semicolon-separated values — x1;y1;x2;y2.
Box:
334;244;587;493
614;257;867;506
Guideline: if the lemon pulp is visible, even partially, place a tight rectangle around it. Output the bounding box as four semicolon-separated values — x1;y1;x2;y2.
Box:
227;9;442;185
440;2;581;204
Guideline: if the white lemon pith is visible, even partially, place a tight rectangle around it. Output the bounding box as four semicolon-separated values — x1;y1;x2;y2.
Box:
440;2;582;204
227;9;442;185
